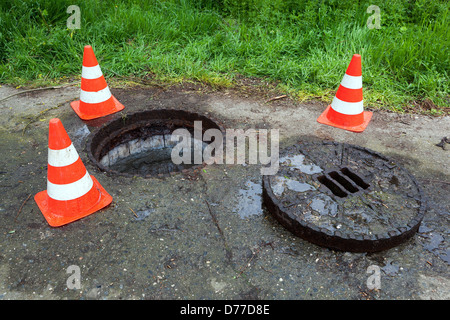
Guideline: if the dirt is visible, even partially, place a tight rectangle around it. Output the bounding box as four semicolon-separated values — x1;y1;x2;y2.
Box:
0;81;448;300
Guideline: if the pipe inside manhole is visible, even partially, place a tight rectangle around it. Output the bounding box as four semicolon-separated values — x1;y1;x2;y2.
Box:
87;109;224;177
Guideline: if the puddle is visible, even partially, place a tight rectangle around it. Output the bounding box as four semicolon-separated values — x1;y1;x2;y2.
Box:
69;124;90;149
133;209;155;221
420;224;449;264
440;250;450;264
309;194;338;217
382;259;400;276
279;154;322;174
271;176;315;197
302;194;339;231
72;124;90;139
234;180;263;218
423;233;445;252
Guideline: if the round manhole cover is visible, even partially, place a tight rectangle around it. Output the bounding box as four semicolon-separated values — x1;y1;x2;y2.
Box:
262;140;426;252
87;109;224;178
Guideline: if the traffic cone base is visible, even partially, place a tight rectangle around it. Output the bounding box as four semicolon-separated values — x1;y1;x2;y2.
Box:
317;105;373;133
35;176;112;227
70;95;124;121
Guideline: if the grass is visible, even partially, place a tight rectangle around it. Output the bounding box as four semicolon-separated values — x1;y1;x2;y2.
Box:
0;0;448;114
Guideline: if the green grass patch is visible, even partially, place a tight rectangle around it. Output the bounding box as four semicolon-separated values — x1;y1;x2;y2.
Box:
0;0;448;114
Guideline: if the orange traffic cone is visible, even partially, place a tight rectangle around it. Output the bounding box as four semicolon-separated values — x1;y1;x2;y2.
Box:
70;45;124;120
34;118;113;227
317;54;372;132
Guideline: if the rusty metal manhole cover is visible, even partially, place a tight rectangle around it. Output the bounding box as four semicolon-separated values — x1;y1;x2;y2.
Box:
87;109;224;178
262;140;426;252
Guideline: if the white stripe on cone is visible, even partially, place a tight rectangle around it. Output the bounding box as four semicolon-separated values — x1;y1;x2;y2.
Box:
47;171;94;201
48;143;79;167
80;87;112;104
81;65;103;80
339;74;362;90
330;96;364;115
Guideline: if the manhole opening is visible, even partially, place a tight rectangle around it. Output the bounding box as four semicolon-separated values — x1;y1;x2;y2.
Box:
88;109;224;177
317;167;370;198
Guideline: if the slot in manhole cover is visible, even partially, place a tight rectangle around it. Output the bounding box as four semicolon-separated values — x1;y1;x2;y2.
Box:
87;109;224;178
262;140;426;252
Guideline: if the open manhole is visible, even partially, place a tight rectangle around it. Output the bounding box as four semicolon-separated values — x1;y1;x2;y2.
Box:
87;109;224;178
262;140;426;252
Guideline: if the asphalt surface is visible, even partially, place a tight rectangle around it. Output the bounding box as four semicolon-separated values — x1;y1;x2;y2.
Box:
0;83;448;301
